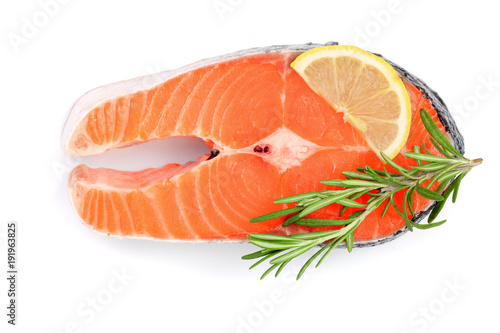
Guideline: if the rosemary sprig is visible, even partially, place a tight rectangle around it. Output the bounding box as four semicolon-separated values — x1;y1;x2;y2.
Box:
243;109;482;280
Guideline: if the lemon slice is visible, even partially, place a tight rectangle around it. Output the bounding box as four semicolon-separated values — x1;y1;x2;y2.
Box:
291;45;411;159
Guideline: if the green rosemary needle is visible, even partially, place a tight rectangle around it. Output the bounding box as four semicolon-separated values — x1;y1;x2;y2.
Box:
243;109;482;280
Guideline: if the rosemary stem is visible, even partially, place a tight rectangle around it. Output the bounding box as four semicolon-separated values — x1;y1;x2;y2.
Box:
244;109;482;280
471;158;483;167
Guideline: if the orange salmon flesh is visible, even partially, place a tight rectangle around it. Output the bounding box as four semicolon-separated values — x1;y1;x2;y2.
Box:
63;49;447;242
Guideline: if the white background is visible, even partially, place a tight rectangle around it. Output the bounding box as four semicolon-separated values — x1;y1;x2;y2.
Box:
1;0;499;332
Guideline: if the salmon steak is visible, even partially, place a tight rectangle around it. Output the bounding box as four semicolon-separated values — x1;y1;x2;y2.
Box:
62;42;463;246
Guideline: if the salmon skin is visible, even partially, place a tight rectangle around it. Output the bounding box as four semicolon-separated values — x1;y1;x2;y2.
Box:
62;42;464;247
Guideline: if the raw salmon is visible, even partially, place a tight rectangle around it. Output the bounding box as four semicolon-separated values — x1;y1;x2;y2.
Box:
62;42;463;245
